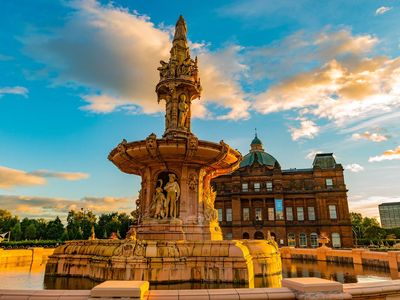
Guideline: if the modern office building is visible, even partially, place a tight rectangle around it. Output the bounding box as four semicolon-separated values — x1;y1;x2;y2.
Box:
379;202;400;228
212;134;353;248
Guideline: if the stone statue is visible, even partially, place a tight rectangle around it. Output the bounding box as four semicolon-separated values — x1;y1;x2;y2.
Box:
164;173;180;218
126;227;137;241
157;60;169;79
178;94;189;129
153;179;166;219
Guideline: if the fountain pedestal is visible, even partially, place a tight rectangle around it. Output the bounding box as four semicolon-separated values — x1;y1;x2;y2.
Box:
45;15;281;286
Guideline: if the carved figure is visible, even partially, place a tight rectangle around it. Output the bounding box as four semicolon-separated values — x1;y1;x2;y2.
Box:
164;173;180;218
153;179;166;219
126;227;137;241
178;94;189;129
157;60;169;79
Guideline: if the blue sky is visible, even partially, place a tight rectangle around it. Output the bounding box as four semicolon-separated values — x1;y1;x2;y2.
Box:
0;0;399;220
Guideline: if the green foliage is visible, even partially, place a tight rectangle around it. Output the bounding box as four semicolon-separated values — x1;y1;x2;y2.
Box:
0;240;62;248
0;209;134;244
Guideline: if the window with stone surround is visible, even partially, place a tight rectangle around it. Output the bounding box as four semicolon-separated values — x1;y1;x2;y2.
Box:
286;207;293;221
308;206;316;221
299;233;307;247
242;207;250;221
217;208;223;222
226;232;233;240
310;233;318;247
268;207;275;221
329;205;337;219
266;181;273;191
288;233;296;247
297;207;304;221
226;208;232;222
254;182;260;192
255;207;263;221
326;178;333;189
242;183;248;192
332;233;341;248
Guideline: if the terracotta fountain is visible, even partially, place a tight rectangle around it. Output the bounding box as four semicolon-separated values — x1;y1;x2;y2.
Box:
45;16;281;287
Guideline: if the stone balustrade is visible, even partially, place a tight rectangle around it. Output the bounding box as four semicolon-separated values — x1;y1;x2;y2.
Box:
280;246;400;273
1;279;400;299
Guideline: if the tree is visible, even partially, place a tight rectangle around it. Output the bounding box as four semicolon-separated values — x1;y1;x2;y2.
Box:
46;217;64;240
25;223;37;240
0;209;19;234
365;226;386;244
11;222;22;241
350;212;381;243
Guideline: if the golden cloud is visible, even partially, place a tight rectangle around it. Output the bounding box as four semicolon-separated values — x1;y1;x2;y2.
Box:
369;146;400;162
0;166;46;189
352;131;388;142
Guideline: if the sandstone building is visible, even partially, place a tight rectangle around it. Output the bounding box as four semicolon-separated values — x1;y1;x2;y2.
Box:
212;135;353;248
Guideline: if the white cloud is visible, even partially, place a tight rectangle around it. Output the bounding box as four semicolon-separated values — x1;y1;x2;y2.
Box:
352;131;389;142
22;0;249;120
0;166;45;189
305;150;322;160
0;194;134;220
289;119;319;141
349;195;400;219
0;165;89;189
30;170;89;181
344;163;364;172
0;86;28;98
375;6;392;15
369;146;400;162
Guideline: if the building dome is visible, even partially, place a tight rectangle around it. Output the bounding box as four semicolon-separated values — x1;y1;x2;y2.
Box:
239;133;280;168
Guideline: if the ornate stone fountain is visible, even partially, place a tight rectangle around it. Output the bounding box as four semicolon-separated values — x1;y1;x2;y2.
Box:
45;16;281;287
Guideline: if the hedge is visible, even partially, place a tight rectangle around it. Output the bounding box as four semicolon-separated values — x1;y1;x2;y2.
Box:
0;240;64;249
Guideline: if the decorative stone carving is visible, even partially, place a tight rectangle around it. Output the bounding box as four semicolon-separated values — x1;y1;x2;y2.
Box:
203;187;218;222
185;135;198;159
152;179;166;219
178;94;189;129
188;173;198;191
164;173;180;218
126;227;137;241
145;133;158;159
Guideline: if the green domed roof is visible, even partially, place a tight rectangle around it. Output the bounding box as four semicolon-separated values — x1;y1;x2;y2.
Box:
239;151;280;168
239;133;280;168
251;135;262;145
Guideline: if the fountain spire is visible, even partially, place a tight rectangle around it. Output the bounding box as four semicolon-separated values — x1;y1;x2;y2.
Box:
156;15;201;139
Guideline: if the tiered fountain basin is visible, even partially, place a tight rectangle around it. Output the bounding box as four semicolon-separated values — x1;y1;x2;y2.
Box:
45;239;281;287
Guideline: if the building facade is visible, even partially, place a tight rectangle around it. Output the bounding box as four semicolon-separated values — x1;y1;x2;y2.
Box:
212;135;353;248
379;202;400;228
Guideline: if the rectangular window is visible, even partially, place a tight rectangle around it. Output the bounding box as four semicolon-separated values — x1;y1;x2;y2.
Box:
288;233;296;247
299;233;307;247
329;205;337;219
226;232;233;240
268;207;275;221
242;183;248;192
332;233;341;248
326;178;333;188
226;208;232;222
242;208;250;221
297;207;304;221
308;207;316;221
310;233;318;247
275;199;284;220
266;181;273;191
286;207;293;221
255;208;263;221
217;208;223;222
254;182;260;192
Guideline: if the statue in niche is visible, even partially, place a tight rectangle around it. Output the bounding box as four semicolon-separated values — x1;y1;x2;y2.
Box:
181;57;193;76
152;179;166;219
164;173;180;218
178;94;189;129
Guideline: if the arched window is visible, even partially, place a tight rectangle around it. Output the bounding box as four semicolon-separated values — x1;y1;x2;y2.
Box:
332;233;341;248
310;233;318;248
254;231;264;239
287;233;296;247
243;232;250;239
299;233;307;247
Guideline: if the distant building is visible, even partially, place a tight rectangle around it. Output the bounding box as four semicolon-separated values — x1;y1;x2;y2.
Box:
379;202;400;228
212;134;353;248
